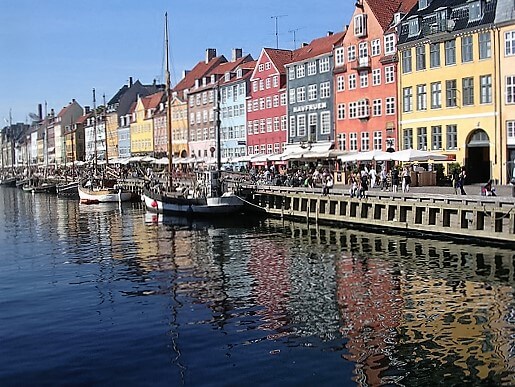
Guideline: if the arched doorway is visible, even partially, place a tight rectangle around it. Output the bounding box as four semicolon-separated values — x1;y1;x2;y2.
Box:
466;129;490;183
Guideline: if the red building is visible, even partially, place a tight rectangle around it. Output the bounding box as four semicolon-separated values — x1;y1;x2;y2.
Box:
334;0;417;154
246;48;293;158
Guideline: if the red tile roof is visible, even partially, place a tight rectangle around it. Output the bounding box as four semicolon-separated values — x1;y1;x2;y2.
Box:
263;48;294;74
173;55;227;93
367;0;416;31
207;54;253;76
292;31;346;62
141;91;164;110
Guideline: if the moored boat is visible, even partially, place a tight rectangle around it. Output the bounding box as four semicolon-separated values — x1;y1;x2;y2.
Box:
56;181;79;198
78;180;133;204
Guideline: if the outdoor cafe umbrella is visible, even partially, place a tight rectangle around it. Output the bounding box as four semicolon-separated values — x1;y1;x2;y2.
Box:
338;149;390;162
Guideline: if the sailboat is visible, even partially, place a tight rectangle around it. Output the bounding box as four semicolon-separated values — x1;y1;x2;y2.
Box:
78;89;133;204
141;13;245;216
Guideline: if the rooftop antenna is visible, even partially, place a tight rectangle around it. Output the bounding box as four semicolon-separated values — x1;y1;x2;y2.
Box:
288;27;305;49
271;14;287;49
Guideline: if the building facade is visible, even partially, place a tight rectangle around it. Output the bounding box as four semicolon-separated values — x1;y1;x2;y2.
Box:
398;0;499;183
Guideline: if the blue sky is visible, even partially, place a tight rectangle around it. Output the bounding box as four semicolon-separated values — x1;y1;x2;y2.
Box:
0;0;354;124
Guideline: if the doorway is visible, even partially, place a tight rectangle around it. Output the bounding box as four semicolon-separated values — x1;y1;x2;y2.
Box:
465;129;490;183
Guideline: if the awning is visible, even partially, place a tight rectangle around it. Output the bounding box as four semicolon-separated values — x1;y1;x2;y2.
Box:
281;142;335;160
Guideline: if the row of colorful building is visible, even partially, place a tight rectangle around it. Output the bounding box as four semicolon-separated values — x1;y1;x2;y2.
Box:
2;0;515;183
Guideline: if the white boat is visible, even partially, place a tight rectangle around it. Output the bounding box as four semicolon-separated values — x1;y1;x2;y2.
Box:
142;14;245;216
78;180;133;204
142;171;245;215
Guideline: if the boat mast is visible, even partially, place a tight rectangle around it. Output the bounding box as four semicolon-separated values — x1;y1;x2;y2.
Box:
215;84;222;172
103;93;109;166
93;88;98;174
165;12;173;190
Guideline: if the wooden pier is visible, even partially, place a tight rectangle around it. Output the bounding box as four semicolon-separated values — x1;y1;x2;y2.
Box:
248;186;515;244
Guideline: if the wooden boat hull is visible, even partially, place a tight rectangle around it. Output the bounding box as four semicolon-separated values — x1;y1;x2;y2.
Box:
78;185;133;203
57;181;79;198
142;190;245;216
22;183;57;194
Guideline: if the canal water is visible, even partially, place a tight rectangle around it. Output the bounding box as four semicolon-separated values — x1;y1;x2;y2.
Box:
0;187;513;386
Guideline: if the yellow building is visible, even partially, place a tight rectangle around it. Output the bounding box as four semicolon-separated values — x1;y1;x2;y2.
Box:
129;91;163;155
171;95;189;158
397;0;501;183
105;111;118;162
496;0;515;183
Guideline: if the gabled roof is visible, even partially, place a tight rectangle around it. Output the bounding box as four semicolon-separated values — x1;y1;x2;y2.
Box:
264;48;295;74
57;101;79;118
290;31;346;63
207;54;253;76
173;55;227;93
141;91;165;110
365;0;411;31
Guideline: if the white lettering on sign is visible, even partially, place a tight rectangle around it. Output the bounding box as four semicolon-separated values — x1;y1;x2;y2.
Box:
292;102;327;113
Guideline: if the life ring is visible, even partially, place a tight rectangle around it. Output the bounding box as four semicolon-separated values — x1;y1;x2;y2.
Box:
151;200;158;208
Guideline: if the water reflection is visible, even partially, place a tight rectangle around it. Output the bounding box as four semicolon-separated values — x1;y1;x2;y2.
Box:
0;186;513;386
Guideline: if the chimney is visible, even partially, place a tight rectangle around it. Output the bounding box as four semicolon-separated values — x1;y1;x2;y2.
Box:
84;106;91;114
38;104;43;120
327;31;333;36
71;98;76;104
205;48;217;63
302;42;309;47
129;77;133;87
182;70;190;79
232;48;243;62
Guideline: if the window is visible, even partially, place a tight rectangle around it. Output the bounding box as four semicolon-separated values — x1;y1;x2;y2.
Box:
354;14;367;37
469;1;481;21
289;89;296;104
319;57;330;73
361;132;370;151
320;82;330;98
349;74;357;89
265;78;271;89
417;127;427;150
446;124;457;149
371;39;381;56
462;77;474;106
337;75;345;91
371;69;381;86
416;46;426;71
445;40;456;65
358;42;368;59
350;132;358;151
507;121;515;141
403;128;413;149
480;75;492;104
349;102;357;118
281;116;287;131
359;71;369;88
273;76;279;87
348;45;356;61
259;80;264;90
373;131;382;150
385;66;395;83
273;95;279;107
338;133;346;151
386;97;395;115
258;64;264;72
289;116;296;138
337;104;346;120
446;79;457;107
461;35;473;62
308;61;317;75
408;18;419;37
274;117;279;132
297;115;306;137
288;67;295;80
402;50;412;73
260;98;265;109
430;43;440;67
334;48;345;67
506;76;515;103
505;31;515;56
297;64;305;78
384;34;395;55
357;99;370;118
431;82;442;109
321;112;330;135
307;84;317;100
479;32;491;59
266;118;273;132
431;125;442;150
296;87;306;102
373;99;382;116
260;119;265;133
308;113;318;140
280;93;287;106
417;84;427;110
266;97;272;108
403;87;413;112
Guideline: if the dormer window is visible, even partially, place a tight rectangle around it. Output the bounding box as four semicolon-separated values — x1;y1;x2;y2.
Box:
469;1;482;21
211;75;215;84
419;0;429;10
236;68;242;78
408;18;420;37
225;72;231;81
202;77;207;86
194;79;199;88
354;14;367;37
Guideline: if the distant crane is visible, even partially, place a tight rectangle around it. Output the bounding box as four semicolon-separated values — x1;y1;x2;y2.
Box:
271;14;287;49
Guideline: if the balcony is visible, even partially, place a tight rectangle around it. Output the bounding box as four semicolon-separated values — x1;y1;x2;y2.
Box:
351;56;371;71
